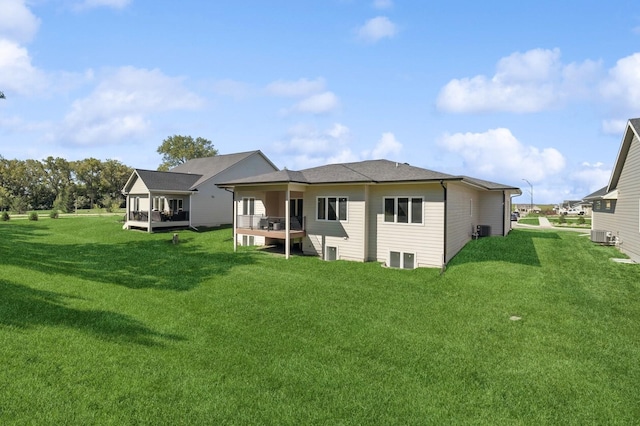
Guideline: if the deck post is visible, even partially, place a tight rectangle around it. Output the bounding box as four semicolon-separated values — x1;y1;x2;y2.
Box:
147;191;152;233
285;186;290;259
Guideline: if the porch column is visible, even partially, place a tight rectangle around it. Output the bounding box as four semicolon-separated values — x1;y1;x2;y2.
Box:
147;191;152;233
285;185;290;259
124;194;130;228
189;194;192;229
233;190;237;252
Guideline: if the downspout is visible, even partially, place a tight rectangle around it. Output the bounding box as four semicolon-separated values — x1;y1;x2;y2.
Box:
148;191;152;233
502;191;506;236
224;188;237;253
440;180;447;273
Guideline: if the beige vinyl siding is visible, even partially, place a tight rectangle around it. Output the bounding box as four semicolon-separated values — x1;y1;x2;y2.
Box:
446;183;479;263
191;154;277;227
369;183;444;268
234;190;267;246
189;182;232;227
129;174;148;194
303;185;366;262
612;133;640;262
477;191;505;236
591;211;617;234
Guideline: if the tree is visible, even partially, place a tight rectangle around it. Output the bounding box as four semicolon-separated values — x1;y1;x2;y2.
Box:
0;91;5;99
157;135;218;171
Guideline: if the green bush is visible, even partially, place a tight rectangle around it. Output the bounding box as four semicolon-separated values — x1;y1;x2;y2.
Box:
50;211;59;219
1;211;9;221
578;215;586;225
558;214;567;224
28;212;39;221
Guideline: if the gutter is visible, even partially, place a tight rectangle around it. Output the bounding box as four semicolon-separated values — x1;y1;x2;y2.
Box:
440;180;447;273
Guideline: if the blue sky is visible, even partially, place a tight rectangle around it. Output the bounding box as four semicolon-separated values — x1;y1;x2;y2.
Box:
1;0;640;203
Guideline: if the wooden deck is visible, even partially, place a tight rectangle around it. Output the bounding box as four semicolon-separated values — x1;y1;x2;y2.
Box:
235;227;306;239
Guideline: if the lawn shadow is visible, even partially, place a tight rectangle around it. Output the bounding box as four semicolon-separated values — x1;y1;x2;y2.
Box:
0;223;255;291
0;279;183;346
448;229;561;268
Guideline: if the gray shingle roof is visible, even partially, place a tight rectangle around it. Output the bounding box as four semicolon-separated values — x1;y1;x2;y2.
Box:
583;186;608;200
170;150;265;187
134;169;202;191
218;159;520;192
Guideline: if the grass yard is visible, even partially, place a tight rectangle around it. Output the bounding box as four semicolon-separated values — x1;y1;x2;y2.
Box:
516;216;539;225
1;217;640;424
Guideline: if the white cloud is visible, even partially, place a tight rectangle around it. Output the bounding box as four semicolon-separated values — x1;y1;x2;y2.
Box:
274;125;404;169
266;78;325;97
438;128;565;182
292;91;339;114
600;53;640;110
601;119;627;135
0;0;40;43
569;162;611;195
437;48;601;113
212;79;254;100
356;16;397;43
73;0;131;10
0;39;48;95
372;0;393;9
59;67;204;145
370;132;402;159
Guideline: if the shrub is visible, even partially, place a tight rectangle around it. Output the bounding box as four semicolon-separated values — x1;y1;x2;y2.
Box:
577;215;586;225
1;211;9;221
29;212;39;221
558;214;567;224
50;211;59;219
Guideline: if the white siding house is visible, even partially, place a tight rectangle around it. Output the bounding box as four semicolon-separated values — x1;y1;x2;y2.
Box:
218;160;521;269
122;151;277;232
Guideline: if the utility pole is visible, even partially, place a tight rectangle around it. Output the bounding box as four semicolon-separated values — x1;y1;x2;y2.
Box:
522;178;533;213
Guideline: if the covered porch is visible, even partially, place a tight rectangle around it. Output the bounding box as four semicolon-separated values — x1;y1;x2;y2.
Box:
123;191;193;232
231;183;307;258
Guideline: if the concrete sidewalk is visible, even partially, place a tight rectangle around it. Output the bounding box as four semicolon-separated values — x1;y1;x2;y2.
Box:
514;216;590;233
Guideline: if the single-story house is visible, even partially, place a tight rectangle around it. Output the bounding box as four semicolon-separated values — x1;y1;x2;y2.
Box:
122;150;277;232
217;159;521;269
584;118;640;261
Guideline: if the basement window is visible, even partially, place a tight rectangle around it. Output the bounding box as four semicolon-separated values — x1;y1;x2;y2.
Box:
389;251;416;269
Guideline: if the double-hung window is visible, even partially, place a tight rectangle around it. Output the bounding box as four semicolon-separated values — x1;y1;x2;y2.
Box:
317;196;347;221
242;197;255;215
384;197;423;224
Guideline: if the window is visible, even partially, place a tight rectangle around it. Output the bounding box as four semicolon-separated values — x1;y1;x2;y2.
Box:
325;246;337;261
384;197;423;224
168;198;183;213
317;196;347;221
389;251;416;269
242;235;255;246
242;197;255;215
152;196;165;211
133;197;140;211
593;199;616;213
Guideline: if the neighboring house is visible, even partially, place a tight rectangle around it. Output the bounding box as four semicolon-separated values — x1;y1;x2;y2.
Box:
217;159;521;269
584;118;640;261
122;150;278;232
513;204;543;215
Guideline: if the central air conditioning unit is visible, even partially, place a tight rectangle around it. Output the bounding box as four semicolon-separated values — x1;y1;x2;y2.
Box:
591;230;613;244
476;225;491;237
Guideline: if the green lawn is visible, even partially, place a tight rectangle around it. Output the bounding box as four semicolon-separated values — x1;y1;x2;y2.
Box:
1;217;640;424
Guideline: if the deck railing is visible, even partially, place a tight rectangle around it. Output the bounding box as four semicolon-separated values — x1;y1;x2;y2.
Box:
129;211;189;222
236;215;305;231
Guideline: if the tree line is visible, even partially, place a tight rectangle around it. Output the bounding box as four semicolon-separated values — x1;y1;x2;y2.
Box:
0;134;218;213
0;156;132;213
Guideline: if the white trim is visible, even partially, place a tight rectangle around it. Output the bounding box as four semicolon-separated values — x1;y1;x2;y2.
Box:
383;196;424;225
316;196;348;222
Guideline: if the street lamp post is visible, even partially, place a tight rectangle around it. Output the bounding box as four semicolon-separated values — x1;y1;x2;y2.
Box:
522;178;533;213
